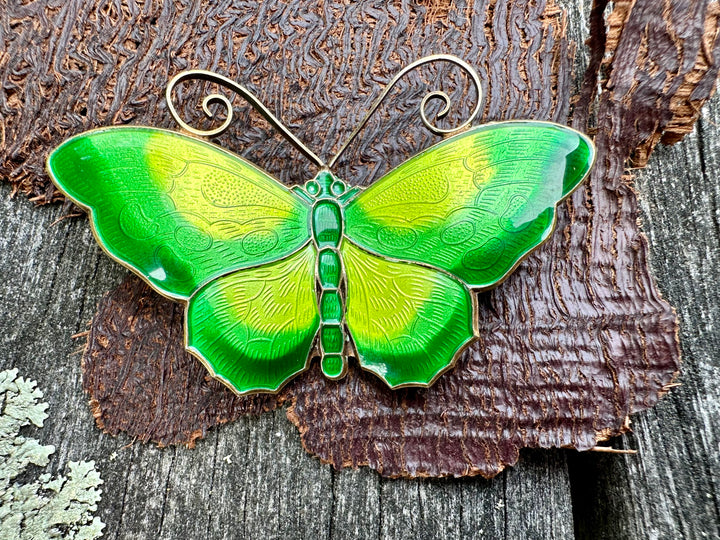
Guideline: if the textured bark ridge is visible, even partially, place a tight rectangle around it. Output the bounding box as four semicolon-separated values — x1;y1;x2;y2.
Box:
83;278;279;447
2;0;718;477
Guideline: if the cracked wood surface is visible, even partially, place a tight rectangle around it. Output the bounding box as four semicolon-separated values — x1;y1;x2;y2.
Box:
1;0;719;537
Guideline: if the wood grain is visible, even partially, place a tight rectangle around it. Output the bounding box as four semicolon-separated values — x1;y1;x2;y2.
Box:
569;80;720;540
1;0;719;536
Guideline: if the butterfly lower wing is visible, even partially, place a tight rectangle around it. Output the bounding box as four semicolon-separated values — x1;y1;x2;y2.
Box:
341;241;475;388
48;127;311;299
186;243;319;394
344;121;594;289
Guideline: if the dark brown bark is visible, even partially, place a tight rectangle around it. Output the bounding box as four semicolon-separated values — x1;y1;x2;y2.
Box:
2;0;718;478
83;277;280;447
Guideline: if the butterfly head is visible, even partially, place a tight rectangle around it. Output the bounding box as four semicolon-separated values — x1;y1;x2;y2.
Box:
304;171;347;200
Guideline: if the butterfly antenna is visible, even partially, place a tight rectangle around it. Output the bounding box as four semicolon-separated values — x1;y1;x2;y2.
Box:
327;54;484;169
166;69;327;168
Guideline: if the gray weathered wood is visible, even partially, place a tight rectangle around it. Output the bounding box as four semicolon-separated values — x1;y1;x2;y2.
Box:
0;186;574;538
567;86;720;540
2;0;719;537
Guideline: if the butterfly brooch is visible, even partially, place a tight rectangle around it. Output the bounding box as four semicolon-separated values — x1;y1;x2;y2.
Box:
47;55;595;395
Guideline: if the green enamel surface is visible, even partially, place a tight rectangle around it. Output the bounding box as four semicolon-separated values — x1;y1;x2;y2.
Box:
47;121;595;394
306;173;349;375
308;171;334;195
342;241;475;388
331;180;347;196
47;127;311;299
320;325;344;353
321;355;344;378
187;244;319;394
344;121;594;289
320;291;342;322
317;249;341;288
312;200;342;247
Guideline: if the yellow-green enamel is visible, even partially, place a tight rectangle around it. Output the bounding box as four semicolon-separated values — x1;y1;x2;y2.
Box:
47;127;311;299
341;241;475;387
186;244;320;394
344;121;594;289
47;120;594;394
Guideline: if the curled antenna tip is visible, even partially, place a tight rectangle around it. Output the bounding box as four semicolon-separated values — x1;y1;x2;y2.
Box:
166;69;325;168
328;54;483;168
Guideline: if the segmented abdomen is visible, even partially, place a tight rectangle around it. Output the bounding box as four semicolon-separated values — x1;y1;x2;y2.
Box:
311;199;346;378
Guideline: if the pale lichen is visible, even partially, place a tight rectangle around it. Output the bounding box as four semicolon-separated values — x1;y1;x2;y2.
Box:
0;369;105;539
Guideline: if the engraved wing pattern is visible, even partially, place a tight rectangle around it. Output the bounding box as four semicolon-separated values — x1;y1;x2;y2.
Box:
187;244;320;394
48;120;595;394
341;241;475;388
344;121;594;288
47;127;312;299
341;121;594;382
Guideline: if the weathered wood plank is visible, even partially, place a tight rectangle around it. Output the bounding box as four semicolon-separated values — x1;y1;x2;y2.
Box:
505;451;575;538
0;175;575;537
2;0;718;538
330;469;381;539
568;90;720;540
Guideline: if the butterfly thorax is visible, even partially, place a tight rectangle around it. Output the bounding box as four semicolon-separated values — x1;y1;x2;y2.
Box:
295;170;355;379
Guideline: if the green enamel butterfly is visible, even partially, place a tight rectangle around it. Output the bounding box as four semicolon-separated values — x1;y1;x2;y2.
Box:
47;57;595;395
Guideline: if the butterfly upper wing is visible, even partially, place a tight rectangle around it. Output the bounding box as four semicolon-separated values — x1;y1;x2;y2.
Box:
48;127;311;299
341;241;475;388
187;244;320;394
343;121;594;289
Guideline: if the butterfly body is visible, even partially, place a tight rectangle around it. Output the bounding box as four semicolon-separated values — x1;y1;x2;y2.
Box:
48;120;594;395
306;171;351;379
